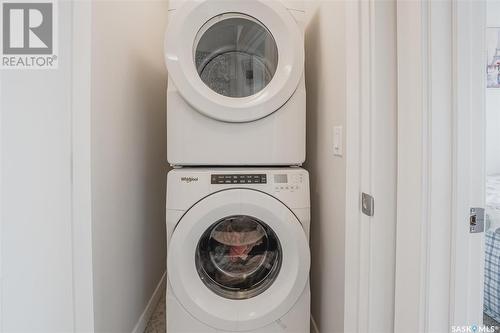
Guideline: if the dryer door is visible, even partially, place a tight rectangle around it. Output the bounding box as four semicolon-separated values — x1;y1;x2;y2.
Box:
165;0;304;123
167;189;310;331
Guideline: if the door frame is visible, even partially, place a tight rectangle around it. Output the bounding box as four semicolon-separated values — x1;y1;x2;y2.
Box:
344;0;398;332
394;0;486;331
449;0;486;327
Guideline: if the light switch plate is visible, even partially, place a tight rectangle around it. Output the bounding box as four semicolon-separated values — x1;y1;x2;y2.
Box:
333;126;343;156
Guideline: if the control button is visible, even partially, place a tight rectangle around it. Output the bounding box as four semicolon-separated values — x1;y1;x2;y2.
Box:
211;174;267;184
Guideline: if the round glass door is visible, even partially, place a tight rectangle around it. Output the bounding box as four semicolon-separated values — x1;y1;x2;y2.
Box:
195;215;282;300
194;14;279;98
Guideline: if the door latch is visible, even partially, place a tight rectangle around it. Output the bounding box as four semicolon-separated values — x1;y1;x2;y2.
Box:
362;193;374;217
470;207;485;233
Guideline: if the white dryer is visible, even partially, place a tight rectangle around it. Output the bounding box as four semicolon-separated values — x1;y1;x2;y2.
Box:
164;0;306;166
166;168;311;332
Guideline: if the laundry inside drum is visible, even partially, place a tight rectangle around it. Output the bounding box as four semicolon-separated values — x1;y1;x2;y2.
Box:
196;215;282;300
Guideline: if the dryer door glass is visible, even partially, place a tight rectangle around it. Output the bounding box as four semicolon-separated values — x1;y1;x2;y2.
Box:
194;14;278;98
196;215;282;300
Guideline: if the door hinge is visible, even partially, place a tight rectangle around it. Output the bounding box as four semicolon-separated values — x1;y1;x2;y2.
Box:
362;193;375;217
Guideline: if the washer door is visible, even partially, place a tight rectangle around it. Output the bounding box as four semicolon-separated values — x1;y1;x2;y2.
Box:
167;189;310;331
165;0;304;123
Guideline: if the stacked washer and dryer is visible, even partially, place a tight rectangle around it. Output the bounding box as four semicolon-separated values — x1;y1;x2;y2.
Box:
164;1;311;332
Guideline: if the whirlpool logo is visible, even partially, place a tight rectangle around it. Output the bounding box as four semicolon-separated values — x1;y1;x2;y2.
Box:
180;177;199;183
1;0;58;69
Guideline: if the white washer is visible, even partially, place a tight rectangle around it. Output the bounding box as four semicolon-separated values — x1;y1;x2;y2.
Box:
165;0;306;166
166;168;310;333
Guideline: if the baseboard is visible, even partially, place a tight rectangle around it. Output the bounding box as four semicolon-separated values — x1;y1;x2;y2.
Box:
131;271;166;333
311;316;320;333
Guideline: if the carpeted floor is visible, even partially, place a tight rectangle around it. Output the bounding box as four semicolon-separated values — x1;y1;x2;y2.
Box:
144;294;166;333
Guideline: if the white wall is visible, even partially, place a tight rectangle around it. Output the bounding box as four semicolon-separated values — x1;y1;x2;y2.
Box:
90;2;168;332
0;1;168;332
304;2;347;331
486;0;500;176
0;2;76;331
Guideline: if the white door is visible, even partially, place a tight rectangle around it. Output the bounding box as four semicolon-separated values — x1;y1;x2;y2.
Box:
167;189;310;331
164;0;304;122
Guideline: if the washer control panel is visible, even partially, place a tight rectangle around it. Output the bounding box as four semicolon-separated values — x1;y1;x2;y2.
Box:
273;173;304;192
211;174;267;184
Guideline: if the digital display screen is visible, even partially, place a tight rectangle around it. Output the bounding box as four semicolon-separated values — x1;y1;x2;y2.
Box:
274;174;288;184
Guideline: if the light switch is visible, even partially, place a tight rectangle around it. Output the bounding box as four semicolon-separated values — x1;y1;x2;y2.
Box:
333;126;343;156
